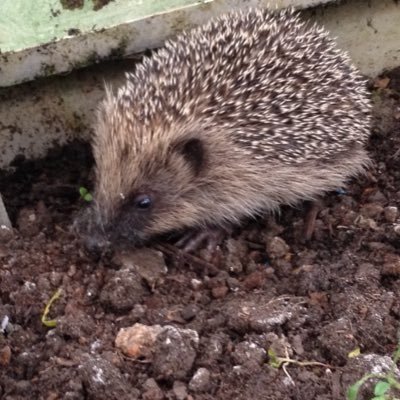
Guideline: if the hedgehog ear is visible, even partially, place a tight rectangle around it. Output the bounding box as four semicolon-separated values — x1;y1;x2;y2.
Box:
174;138;205;176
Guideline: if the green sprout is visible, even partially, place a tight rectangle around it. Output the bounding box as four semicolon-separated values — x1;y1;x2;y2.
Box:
41;288;62;328
79;187;93;202
267;347;332;387
347;345;400;400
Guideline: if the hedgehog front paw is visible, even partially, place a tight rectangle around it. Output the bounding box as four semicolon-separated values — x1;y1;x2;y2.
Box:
175;228;227;255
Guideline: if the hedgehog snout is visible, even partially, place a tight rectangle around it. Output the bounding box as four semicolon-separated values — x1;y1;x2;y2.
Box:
82;232;111;257
73;207;111;257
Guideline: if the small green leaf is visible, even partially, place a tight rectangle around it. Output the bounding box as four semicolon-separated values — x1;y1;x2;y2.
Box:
393;344;400;364
79;187;93;202
79;187;88;197
41;288;62;328
348;347;361;358
267;348;282;369
347;381;363;400
386;375;400;390
374;381;390;396
83;193;93;202
346;375;377;400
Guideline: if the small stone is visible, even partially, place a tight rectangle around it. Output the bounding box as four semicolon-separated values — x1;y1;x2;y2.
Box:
366;190;387;203
143;377;161;391
291;334;305;356
382;262;400;276
367;241;391;251
67;264;77;277
0;345;11;366
181;304;199;321
79;354;138;400
203;333;226;362
152;326;199;381
1;315;10;334
113;248;167;289
100;268;148;312
56;311;97;340
172;381;188;400
232;341;266;365
211;285;229;299
189;368;211;393
360;203;384;218
382;255;400;276
394;224;400;236
226;277;240;291
16;207;41;237
265;267;275;275
205;314;226;330
355;215;378;230
129;304;146;320
190;279;203;290
49;271;63;286
266;236;290;259
115;323;164;359
342;210;358;225
242;270;266;290
0;225;13;243
224;296;307;334
384;206;398;223
142;378;164;400
36;276;51;292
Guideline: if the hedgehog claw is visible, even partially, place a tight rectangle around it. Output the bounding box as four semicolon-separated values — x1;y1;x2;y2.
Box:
302;200;323;241
175;229;226;255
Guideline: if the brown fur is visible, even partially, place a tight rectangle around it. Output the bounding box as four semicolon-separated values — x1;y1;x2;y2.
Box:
79;7;371;247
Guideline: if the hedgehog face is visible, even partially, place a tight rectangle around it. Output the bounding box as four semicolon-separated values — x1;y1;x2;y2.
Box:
78;133;209;253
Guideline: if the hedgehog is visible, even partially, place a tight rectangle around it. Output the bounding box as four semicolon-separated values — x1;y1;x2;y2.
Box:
76;7;371;254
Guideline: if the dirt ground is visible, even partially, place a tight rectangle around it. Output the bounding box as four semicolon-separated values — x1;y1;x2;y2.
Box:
1;69;400;400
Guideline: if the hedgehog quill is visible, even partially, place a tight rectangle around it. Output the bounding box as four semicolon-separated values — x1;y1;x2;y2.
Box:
76;8;371;254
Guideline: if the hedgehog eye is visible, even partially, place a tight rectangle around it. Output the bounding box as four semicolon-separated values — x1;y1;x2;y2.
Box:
134;194;152;210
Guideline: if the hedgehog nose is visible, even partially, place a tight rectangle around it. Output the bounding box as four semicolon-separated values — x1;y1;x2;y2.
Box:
82;233;110;257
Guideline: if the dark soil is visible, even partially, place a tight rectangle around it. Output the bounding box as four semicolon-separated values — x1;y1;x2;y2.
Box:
92;0;115;11
60;0;114;11
60;0;84;10
1;71;400;400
